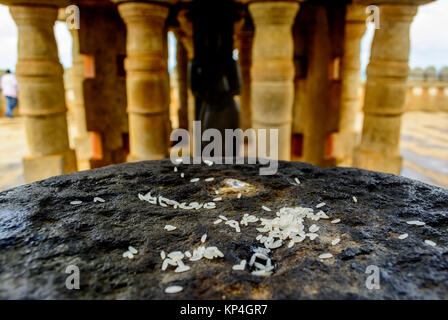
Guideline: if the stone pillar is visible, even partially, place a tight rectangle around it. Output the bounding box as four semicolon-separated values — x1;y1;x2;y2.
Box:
176;39;189;130
354;5;418;174
70;30;93;171
9;4;77;183
333;4;366;166
249;1;300;160
118;2;170;161
236;17;254;131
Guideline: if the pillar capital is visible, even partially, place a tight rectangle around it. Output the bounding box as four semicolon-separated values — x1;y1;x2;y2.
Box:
249;1;300;26
0;0;70;6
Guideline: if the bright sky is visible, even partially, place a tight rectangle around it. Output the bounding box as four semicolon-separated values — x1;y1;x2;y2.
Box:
0;1;447;74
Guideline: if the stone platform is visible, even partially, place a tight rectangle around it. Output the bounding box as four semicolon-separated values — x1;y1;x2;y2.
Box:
0;159;447;299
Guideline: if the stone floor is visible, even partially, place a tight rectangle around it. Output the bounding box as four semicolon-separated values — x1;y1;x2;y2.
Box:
0;111;447;192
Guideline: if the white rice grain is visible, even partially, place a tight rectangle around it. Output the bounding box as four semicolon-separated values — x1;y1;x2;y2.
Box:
165;285;183;294
237;193;242;199
398;233;408;240
294;177;301;185
205;177;214;182
319;253;333;259
232;259;246;271
353;196;357;203
309;224;319;233
180;173;185;178
190;178;200;183
331;238;340;246
424;239;437;247
262;206;271;212
128;246;138;254
164;225;177;231
93;197;105;203
201;234;207;243
213;197;222;202
160;250;166;259
316;202;326;208
213;219;223;225
407;220;425;226
70;201;82;205
331;219;341;224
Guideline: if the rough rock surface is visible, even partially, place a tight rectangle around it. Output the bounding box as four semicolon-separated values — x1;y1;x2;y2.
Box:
0;159;447;299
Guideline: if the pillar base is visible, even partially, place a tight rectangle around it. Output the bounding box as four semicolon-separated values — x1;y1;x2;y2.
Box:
353;148;402;174
23;149;77;183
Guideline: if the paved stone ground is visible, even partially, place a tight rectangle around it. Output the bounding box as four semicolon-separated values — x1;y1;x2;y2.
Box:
0;111;447;191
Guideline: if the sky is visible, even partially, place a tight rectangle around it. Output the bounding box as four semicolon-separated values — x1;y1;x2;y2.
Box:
0;1;447;74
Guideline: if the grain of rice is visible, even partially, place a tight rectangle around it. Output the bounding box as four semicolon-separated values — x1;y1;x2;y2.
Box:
215;190;219;194
262;205;271;212
165;285;183;294
205;177;214;182
213;219;222;225
331;238;340;246
237;193;242;199
174;167;178;172
123;251;134;259
201;234;207;243
294;177;300;185
219;215;228;221
164;225;177;231
185;251;192;258
168;251;185;260
128;246;138;254
204;202;216;209
307;233;318;241
398;233;408;240
213;197;222;202
424;239;436;247
190;178;200;183
316;202;326;208
180;173;185;178
175;265;191;273
331;218;341;224
232;259;246;271
407;220;425;226
161;250;166;259
353;196;357;203
93;197;105;203
70;201;82;205
319;253;333;259
309;224;319;233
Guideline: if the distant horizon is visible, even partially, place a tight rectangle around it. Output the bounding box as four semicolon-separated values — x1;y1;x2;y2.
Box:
0;1;447;76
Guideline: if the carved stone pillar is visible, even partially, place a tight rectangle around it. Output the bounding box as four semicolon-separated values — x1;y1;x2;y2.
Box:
334;4;366;166
354;4;418;174
118;2;170;161
176;39;189;130
9;3;77;183
249;1;300;160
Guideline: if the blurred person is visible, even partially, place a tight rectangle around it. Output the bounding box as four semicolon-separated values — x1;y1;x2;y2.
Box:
1;70;18;118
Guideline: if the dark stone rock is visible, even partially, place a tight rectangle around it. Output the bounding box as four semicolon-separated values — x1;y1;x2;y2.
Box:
0;159;447;299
